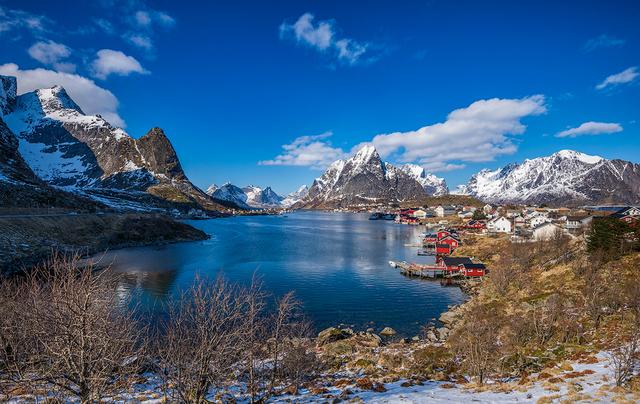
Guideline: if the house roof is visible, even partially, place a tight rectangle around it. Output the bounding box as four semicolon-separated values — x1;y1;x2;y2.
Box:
464;263;486;270
532;222;558;231
442;257;473;266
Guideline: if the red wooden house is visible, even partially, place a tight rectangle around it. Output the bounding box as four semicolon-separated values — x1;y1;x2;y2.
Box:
438;235;460;250
435;243;452;255
464;220;486;230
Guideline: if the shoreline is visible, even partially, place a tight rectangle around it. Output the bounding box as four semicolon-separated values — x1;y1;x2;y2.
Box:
0;213;208;275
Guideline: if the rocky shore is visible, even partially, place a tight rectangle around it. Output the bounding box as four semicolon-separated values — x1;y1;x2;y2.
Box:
0;213;208;275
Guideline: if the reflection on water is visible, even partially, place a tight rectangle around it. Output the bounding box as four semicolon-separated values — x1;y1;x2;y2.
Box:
96;212;466;336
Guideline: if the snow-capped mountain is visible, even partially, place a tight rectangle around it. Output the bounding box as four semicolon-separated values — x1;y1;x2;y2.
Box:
281;185;309;207
206;183;284;208
299;145;427;208
399;164;448;196
208;183;250;209
242;185;283;207
0;75;226;211
458;150;640;205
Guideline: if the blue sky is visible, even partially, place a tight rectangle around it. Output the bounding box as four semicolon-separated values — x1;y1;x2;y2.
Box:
0;0;639;195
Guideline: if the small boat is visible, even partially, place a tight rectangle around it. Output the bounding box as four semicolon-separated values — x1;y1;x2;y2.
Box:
369;213;383;220
383;213;396;220
388;260;398;268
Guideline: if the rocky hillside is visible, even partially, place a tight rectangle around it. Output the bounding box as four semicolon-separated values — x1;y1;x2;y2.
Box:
298;145;427;208
456;150;640;205
0;75;228;212
399;164;448;196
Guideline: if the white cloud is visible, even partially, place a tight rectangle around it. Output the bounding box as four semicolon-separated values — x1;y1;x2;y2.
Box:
259;132;347;169
555;121;623;138
124;33;153;50
280;13;374;66
370;96;547;171
90;49;149;80
27;40;75;72
583;34;625;52
0;63;125;127
596;66;638;90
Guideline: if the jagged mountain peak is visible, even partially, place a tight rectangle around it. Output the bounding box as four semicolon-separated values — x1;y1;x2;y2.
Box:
460;150;640;205
36;85;84;114
300;146;427;208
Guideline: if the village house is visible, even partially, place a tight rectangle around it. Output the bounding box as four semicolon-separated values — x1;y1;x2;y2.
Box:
529;215;550;228
487;216;512;233
457;211;474;219
412;209;428;219
434;205;457;217
610;206;640;227
565;215;592;230
482;204;494;215
532;222;562;241
513;215;526;227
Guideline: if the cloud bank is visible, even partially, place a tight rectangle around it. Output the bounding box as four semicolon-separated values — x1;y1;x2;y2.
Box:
370;96;547;172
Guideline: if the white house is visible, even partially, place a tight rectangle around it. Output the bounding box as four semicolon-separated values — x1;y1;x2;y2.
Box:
529;215;550;228
532;222;562;241
434;205;456;217
413;209;427;219
483;204;494;215
487;216;512;233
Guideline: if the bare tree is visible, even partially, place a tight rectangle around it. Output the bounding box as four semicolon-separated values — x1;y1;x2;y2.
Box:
608;329;639;387
21;253;143;403
156;276;247;403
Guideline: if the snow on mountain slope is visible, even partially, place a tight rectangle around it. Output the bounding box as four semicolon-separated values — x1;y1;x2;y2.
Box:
300;145;427;208
281;185;309;207
210;183;251;209
242;185;283;207
459;150;640;205
399;164;448;196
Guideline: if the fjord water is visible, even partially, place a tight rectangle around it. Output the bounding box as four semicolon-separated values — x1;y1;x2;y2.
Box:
102;212;466;336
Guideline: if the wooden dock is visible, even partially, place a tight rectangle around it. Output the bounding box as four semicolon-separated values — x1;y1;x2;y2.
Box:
388;260;448;278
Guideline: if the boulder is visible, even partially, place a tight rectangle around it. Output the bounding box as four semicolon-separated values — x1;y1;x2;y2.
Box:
436;327;450;340
317;327;353;346
438;310;457;325
425;330;438;342
353;332;382;347
380;327;397;336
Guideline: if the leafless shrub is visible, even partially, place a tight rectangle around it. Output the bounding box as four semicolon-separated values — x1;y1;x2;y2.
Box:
608;329;639;387
3;253;144;403
155;276;248;403
267;295;321;395
450;302;504;384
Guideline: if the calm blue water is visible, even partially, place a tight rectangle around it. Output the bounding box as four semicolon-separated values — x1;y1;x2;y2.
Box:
99;212;466;336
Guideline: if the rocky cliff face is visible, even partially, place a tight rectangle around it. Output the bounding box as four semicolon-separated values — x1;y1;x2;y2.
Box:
299;145;427;208
457;150;640;205
0;75;227;211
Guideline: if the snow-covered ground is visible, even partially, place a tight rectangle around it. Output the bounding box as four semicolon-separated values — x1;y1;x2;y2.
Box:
5;352;635;403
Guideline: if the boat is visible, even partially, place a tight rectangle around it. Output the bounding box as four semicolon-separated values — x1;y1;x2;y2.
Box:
369;212;383;220
383;213;396;220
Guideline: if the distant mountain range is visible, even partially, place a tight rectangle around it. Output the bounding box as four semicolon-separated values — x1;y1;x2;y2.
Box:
206;183;307;209
455;150;640;205
2;75;638;212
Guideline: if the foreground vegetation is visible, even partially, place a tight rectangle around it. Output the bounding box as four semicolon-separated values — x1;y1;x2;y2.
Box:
1;218;639;403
